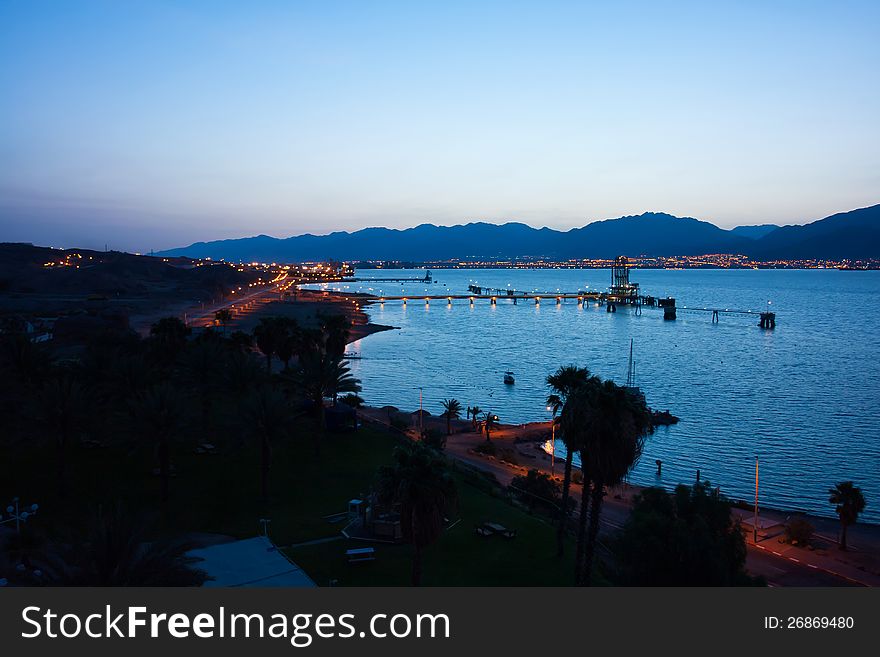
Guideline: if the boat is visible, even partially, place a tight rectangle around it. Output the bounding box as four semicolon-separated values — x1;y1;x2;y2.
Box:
503;371;515;385
623;339;645;402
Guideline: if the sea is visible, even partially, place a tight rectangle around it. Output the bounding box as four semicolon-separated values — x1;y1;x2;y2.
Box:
303;268;880;522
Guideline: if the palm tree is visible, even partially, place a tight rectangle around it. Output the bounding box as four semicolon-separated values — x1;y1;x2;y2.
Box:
483;412;499;441
546;365;594;557
375;443;457;586
239;386;295;502
0;332;52;387
214;308;233;335
180;341;223;441
253;317;283;373
44;504;208;586
564;379;652;585
829;481;867;550
32;374;90;495
441;399;462;435
127;383;188;504
149;317;190;365
469;406;483;432
319;313;351;359
286;352;360;449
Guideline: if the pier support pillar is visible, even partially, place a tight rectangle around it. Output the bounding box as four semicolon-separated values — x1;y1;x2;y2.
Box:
663;305;676;320
712;310;719;323
491;297;497;305
469;297;474;306
556;296;561;305
759;312;776;329
607;303;616;313
535;297;540;305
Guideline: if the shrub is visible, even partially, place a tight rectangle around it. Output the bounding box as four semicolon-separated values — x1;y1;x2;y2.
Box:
421;429;446;451
571;469;584;485
473;442;497;456
509;469;567;513
497;447;518;466
339;393;364;408
784;517;814;546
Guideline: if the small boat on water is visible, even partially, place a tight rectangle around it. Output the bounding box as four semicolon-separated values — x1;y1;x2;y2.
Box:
503;371;515;385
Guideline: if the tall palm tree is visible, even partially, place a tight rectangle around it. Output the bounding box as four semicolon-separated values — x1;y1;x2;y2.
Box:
828;481;867;550
253;317;283;373
546;365;594;557
179;341;223;442
149;317;190;366
239;386;296;502
319;313;351;359
469;406;483;432
127;383;188;504
285;352;360;450
564;379;652;585
441;399;462;435
32;374;90;495
483;412;499;441
375;443;457;586
214;308;233;335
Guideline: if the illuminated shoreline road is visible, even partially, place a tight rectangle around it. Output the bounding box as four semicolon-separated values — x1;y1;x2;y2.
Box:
357;408;869;587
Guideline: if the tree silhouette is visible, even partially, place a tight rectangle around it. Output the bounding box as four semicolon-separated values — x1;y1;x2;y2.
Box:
562;379;652;585
127;383;189;504
546;365;594;557
441;398;462;435
239;386;296;502
214;308;233;335
375;443;457;586
829;481;867;550
32;374;90;495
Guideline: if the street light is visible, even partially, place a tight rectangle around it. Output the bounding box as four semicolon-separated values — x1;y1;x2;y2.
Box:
546;406;556;476
1;497;39;533
753;455;760;543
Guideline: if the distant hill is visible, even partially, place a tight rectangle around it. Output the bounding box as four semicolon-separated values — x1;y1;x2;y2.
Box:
0;243;255;298
157;205;880;262
730;224;779;240
748;204;880;260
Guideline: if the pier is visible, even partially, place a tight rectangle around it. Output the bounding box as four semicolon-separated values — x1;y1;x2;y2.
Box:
347;270;433;283
338;256;777;329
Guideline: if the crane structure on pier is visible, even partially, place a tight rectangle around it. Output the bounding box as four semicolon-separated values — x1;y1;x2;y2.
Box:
609;256;640;303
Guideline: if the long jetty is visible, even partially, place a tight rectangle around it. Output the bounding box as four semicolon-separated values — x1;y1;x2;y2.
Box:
369;291;776;327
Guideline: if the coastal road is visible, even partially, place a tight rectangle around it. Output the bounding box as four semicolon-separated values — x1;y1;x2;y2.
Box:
427;422;866;587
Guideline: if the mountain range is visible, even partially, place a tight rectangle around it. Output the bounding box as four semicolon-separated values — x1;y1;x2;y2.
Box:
157;204;880;263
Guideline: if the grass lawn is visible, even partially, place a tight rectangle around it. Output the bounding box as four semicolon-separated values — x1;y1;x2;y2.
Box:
289;468;579;586
1;421;399;546
4;421;587;585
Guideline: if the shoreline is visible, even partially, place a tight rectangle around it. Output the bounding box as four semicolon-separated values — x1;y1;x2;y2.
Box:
357;404;880;585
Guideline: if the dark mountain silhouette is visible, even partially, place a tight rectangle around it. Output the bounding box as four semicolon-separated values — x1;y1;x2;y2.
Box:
730;224;779;240
157;205;880;262
748;204;880;260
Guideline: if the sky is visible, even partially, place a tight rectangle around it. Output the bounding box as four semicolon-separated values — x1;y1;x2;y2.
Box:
1;0;879;252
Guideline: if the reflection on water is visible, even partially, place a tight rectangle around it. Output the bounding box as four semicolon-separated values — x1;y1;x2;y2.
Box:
305;268;880;521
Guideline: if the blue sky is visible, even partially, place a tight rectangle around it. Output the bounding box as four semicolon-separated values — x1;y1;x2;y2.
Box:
1;0;878;251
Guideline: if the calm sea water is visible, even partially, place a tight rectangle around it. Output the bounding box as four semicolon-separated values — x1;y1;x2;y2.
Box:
305;269;880;522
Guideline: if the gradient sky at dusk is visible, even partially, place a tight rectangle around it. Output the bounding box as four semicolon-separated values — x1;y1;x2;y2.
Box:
1;0;879;251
